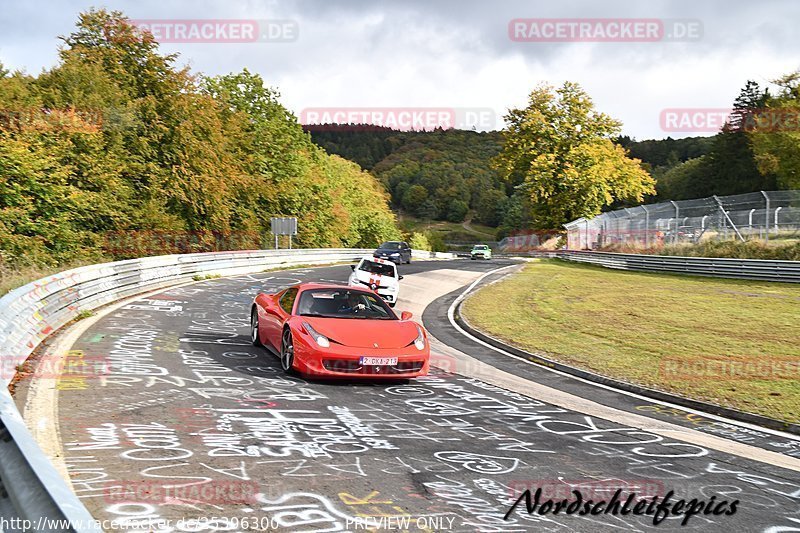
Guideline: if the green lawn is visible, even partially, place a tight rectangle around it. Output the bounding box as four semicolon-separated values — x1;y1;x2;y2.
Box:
398;214;497;244
461;260;800;424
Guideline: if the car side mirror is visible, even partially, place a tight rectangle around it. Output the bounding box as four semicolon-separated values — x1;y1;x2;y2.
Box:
400;311;412;320
350;265;356;271
398;275;404;280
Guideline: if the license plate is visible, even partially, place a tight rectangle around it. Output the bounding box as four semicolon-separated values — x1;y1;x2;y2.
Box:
359;357;398;366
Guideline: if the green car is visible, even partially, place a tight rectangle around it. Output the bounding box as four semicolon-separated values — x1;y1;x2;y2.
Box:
470;244;492;260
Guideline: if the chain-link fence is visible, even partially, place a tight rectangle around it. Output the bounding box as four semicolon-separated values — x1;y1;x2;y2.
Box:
564;191;800;250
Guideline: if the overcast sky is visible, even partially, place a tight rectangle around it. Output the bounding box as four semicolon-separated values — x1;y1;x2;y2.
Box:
1;0;798;139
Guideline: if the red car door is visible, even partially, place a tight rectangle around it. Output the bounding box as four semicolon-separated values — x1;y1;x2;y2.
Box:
261;288;297;349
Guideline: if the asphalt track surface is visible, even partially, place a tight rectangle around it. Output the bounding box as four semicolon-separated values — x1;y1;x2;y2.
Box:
28;259;800;532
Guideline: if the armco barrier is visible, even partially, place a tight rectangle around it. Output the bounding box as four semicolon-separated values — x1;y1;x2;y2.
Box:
557;250;800;283
0;248;375;529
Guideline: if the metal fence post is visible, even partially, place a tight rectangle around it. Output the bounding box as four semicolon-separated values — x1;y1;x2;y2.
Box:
642;205;650;248
670;201;679;244
713;195;746;242
584;219;590;250
775;206;783;235
761;190;770;242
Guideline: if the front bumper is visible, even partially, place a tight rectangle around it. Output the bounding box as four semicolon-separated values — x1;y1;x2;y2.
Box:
293;335;430;378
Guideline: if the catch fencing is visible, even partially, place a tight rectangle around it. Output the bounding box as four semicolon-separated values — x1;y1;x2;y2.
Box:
564;190;800;250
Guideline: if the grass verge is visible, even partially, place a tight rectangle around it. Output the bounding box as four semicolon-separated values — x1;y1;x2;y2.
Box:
601;239;800;260
461;259;800;424
398;214;497;242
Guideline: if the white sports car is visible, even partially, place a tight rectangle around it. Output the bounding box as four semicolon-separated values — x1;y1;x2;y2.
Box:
348;256;403;307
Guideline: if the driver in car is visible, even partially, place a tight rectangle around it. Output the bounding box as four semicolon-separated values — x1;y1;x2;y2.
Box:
338;292;366;313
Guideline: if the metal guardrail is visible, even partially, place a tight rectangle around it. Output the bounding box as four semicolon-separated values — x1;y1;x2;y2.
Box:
557;250;800;283
0;248;374;530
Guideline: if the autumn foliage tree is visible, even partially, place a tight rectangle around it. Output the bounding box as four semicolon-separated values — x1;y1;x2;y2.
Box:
493;82;655;229
0;10;399;268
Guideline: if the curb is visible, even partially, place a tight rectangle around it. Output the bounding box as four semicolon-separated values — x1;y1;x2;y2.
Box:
453;300;800;437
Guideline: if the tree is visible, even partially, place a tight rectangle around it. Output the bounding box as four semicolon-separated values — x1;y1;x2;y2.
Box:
749;72;800;189
418;198;439;220
475;189;508;226
690;81;777;197
401;185;428;214
0;8;401;269
445;199;469;222
656;157;706;200
408;232;431;251
492;82;655;229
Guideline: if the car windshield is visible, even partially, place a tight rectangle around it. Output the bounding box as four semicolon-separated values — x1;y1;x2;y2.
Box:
474;245;488;250
358;260;396;277
296;288;396;320
379;242;403;250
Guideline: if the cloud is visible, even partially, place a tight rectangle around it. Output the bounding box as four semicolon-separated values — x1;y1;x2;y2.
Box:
1;0;798;138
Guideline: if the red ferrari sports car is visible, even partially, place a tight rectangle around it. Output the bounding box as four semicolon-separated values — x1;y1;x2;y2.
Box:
250;283;430;378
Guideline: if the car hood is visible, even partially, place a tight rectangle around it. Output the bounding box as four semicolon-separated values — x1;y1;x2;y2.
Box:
375;249;401;254
301;316;418;349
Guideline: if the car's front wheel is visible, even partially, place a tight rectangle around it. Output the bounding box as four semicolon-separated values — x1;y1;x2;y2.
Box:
250;308;262;347
280;328;295;372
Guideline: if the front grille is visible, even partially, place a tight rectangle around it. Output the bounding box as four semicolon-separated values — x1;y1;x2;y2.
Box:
355;279;390;289
322;359;424;374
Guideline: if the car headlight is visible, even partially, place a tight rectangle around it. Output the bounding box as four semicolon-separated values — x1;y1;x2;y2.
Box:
414;325;426;351
302;321;330;348
390;252;400;256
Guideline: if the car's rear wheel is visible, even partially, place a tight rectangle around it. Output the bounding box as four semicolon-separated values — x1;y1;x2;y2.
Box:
250;308;262;347
280;328;295;372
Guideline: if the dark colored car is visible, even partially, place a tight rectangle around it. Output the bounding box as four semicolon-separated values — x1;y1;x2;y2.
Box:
373;241;412;264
